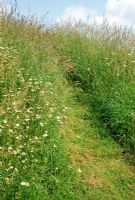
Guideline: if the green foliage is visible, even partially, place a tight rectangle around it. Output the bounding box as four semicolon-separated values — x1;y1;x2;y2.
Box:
0;4;135;200
58;26;135;152
0;14;78;200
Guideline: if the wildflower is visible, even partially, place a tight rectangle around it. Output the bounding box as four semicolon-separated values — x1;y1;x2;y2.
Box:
78;168;82;173
21;160;26;163
15;123;19;128
24;118;30;122
37;106;41;109
56;116;61;120
16;135;22;140
43;133;48;138
26;109;31;113
9;166;14;170
15;108;20;113
8;146;13;151
35;81;39;85
21;152;26;156
3;119;7;124
13;150;18;155
47;82;52;86
49;107;54;112
34;136;38;140
20;181;30;186
64;116;68;119
5;177;10;185
35;115;41;119
40;122;44;127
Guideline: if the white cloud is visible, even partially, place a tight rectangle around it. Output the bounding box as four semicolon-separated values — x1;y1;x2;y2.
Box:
56;5;98;25
105;0;135;25
56;0;135;26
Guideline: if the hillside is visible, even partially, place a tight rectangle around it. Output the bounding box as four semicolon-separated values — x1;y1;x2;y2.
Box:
0;8;135;200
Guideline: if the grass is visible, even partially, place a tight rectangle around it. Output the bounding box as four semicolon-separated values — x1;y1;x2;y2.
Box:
0;4;135;200
56;26;135;151
0;13;78;199
59;86;135;200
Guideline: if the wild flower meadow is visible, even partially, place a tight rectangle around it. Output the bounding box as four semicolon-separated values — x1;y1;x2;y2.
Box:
0;3;135;200
0;10;77;199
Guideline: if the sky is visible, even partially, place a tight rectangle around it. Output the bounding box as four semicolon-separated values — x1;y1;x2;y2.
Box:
3;0;135;26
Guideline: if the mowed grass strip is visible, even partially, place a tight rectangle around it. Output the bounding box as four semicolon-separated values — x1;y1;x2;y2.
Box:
59;86;135;200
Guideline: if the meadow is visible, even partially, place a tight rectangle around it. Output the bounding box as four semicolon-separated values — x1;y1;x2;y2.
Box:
57;23;135;151
0;4;135;200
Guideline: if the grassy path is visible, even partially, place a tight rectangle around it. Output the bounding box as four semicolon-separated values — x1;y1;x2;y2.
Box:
1;16;135;199
55;57;135;199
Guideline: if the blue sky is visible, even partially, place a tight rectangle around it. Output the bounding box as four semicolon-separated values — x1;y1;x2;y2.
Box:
4;0;135;25
5;0;106;21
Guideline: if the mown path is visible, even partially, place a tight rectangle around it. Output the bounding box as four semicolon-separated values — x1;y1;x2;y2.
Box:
54;54;135;200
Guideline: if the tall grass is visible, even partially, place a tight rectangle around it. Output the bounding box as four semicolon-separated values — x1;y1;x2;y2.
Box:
0;6;79;199
57;22;135;152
